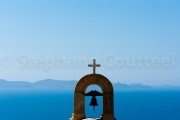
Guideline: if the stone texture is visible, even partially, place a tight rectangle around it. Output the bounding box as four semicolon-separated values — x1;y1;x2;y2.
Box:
70;74;115;120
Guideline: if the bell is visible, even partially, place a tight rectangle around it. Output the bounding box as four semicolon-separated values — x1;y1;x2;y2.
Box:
89;96;98;111
85;90;102;111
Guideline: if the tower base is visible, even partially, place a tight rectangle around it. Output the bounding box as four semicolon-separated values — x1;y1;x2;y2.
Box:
69;113;116;120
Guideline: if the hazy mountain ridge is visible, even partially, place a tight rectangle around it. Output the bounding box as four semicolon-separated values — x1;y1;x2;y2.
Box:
0;79;32;88
0;79;179;89
33;79;77;88
0;79;77;88
113;82;152;89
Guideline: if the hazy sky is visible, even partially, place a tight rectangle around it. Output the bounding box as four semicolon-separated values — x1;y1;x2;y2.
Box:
0;0;179;86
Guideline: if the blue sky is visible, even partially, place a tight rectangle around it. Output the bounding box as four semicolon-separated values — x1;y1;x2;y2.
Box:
0;0;179;86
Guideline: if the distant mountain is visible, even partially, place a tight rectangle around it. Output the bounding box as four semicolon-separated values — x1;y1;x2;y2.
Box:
113;82;152;89
160;84;180;89
33;79;77;88
0;79;77;89
0;79;32;88
0;79;179;89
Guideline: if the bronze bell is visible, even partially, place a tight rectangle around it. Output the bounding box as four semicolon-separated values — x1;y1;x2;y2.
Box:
89;96;98;111
85;90;103;111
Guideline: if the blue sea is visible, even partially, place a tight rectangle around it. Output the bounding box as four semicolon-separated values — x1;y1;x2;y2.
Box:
0;88;180;120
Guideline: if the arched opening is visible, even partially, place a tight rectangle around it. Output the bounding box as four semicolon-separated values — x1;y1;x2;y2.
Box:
71;74;115;120
85;85;103;119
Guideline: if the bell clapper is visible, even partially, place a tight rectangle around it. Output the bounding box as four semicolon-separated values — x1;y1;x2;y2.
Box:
93;106;99;118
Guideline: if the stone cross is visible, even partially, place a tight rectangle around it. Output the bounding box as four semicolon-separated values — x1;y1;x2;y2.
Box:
88;59;100;74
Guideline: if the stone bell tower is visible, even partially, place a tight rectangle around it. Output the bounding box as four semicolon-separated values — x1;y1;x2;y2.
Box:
69;59;115;120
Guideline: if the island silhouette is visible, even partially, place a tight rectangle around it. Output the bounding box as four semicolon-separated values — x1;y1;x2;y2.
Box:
2;79;177;89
